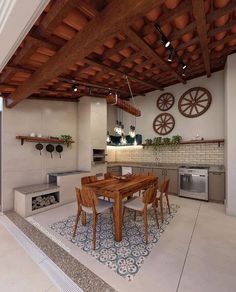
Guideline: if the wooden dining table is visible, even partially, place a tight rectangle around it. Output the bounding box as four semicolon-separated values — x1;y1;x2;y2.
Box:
83;175;157;242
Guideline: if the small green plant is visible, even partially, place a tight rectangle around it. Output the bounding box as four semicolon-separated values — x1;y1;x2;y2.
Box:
145;139;153;147
152;137;162;151
60;135;73;148
171;135;182;149
163;137;171;146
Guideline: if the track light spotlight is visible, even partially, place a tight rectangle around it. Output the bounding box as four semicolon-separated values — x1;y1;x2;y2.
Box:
72;84;78;92
168;50;175;62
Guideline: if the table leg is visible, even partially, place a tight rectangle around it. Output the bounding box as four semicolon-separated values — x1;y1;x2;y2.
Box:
114;192;122;242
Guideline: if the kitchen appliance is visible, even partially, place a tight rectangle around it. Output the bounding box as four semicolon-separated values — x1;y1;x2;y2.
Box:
122;166;132;176
179;166;209;201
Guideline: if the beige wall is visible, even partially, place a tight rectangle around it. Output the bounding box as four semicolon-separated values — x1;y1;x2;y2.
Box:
224;54;236;216
1;100;78;211
107;71;225;141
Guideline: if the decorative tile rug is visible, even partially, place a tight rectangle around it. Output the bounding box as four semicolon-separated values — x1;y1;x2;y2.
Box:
50;203;179;281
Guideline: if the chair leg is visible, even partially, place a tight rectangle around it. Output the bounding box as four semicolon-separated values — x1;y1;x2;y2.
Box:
160;196;164;223
143;208;148;244
93;214;97;250
166;194;171;214
153;206;160;229
123;207;126;223
82;211;87;225
73;209;81;237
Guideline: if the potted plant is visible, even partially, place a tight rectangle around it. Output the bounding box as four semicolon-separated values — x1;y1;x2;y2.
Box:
60;135;73;148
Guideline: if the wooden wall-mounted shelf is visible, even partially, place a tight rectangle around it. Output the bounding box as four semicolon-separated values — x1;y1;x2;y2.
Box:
16;136;75;146
143;139;224;148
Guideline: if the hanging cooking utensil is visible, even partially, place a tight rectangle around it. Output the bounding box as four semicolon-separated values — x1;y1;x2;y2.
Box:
46;144;54;158
35;143;43;155
55;145;63;158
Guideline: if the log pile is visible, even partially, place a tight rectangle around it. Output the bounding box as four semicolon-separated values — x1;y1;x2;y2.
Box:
32;194;57;210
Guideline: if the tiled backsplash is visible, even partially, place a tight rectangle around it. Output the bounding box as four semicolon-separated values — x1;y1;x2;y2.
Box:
107;143;224;165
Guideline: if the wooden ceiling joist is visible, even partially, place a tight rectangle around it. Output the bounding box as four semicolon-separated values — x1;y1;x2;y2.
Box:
125;27;185;84
6;0;165;107
38;0;81;38
192;0;211;77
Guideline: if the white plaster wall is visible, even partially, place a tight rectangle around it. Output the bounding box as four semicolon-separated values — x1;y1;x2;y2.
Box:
1;100;78;211
108;71;225;141
224;54;236;216
78;96;107;174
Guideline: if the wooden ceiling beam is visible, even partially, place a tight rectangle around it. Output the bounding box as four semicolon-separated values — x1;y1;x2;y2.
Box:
58;76;136;96
125;27;185;84
208;19;236;37
207;0;236;23
101;39;133;60
38;0;82;38
85;57;162;90
192;0;211;77
140;0;192;36
7;0;165;107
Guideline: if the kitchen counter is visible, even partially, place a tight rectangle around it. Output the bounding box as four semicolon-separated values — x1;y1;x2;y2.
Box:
14;183;59;195
48;170;90;176
107;162;225;172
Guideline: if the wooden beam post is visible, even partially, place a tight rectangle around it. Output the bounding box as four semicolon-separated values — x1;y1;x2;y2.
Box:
192;0;211;77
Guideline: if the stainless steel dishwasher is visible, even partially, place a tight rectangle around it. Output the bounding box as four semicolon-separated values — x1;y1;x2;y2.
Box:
179;166;209;201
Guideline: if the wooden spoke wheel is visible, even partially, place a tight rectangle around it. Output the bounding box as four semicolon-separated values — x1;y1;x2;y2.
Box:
156;93;174;111
178;87;212;118
153;113;175;136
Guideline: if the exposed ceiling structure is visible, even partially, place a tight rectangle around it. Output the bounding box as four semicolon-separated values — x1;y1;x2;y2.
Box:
0;0;236;107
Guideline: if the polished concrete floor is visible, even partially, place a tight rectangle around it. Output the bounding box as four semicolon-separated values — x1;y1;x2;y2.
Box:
28;195;236;292
0;217;58;292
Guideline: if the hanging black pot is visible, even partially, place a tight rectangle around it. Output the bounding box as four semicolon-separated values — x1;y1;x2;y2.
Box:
55;145;63;158
35;143;43;155
46;144;54;158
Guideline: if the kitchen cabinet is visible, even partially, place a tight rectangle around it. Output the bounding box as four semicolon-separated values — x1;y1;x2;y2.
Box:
132;167;141;175
153;168;178;194
107;166;121;176
209;172;225;203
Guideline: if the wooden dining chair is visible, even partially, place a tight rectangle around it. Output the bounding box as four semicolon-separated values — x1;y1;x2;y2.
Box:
138;171;153;196
124;183;159;244
156;179;171;223
104;172;113;179
81;176;91;186
73;187;113;249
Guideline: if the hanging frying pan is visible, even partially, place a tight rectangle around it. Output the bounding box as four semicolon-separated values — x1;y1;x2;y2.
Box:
35;143;43;155
55;145;63;158
46;144;54;158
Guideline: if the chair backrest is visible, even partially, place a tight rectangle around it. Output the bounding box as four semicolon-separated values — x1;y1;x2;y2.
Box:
81;176;91;186
142;186;156;204
81;175;97;186
104;172;113;179
159;179;170;194
75;187;98;211
89;175;97;182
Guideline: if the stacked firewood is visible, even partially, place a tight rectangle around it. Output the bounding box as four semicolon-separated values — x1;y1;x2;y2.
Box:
32;194;57;210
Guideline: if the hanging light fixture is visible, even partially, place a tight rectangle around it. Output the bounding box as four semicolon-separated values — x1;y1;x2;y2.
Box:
106;131;111;143
120;133;127;145
114;120;119;133
129;125;136;138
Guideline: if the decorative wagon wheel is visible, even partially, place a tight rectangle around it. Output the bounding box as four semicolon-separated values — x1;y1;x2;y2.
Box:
178;87;212;118
156;93;175;111
153;113;175;135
